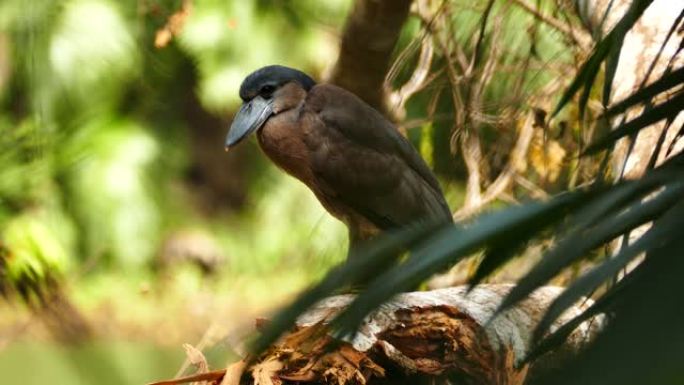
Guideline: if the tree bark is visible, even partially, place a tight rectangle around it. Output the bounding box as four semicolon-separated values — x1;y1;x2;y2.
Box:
151;285;602;385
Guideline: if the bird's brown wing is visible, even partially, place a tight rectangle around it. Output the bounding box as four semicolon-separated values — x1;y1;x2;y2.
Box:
303;84;452;229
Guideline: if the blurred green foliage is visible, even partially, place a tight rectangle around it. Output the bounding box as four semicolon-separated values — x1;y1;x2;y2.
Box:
0;0;580;290
0;0;351;281
0;341;185;385
0;0;352;380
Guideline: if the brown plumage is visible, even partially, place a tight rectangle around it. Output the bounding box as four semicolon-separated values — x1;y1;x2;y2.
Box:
226;65;451;255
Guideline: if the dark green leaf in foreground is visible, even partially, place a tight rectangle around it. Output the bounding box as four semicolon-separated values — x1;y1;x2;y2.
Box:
329;192;588;337
534;203;684;385
532;182;684;344
552;0;654;117
523;260;642;363
600;0;656;108
584;91;684;154
553;39;609;118
469;193;593;287
602;66;684;118
494;169;684;317
559;167;673;233
249;219;447;354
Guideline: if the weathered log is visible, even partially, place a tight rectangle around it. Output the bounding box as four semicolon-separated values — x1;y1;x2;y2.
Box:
152;285;602;385
275;285;601;385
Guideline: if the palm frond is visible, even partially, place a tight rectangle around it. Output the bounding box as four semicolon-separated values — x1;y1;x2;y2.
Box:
531;189;684;344
602;66;684;118
552;0;654;117
495;164;684;316
585;91;684;154
325;192;587;338
249;219;446;353
533;203;684;385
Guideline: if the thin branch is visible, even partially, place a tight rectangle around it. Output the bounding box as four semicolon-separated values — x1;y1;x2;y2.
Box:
514;174;551;199
454;110;537;221
432;10;466;154
389;33;435;116
327;0;413;115
460;128;485;211
459;1;502;214
511;0;592;49
472;9;502;107
467;0;496;75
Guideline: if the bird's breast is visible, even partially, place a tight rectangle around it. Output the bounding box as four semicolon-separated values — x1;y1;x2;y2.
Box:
256;109;352;223
257;110;313;184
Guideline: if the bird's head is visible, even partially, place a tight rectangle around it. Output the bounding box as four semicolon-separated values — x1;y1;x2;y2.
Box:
225;65;316;149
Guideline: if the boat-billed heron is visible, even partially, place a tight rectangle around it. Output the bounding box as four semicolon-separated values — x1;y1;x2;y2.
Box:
226;65;451;256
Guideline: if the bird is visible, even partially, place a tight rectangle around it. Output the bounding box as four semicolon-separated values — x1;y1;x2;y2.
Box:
225;65;451;258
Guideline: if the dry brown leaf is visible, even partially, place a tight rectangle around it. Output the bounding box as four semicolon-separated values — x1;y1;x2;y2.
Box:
322;366;364;385
280;321;329;354
251;357;284;385
154;0;192;48
183;343;209;374
278;371;317;382
147;369;226;385
529;130;567;183
220;360;248;385
278;354;318;381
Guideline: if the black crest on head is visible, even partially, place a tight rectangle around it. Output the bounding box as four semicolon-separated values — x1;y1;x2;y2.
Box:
239;65;316;101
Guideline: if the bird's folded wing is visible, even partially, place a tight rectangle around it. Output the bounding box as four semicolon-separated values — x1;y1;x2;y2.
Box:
304;84;452;228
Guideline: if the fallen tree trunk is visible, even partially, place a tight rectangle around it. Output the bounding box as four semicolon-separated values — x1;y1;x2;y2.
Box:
152;285;602;385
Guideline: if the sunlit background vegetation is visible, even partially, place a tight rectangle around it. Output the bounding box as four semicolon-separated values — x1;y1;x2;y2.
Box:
0;0;612;383
0;1;355;382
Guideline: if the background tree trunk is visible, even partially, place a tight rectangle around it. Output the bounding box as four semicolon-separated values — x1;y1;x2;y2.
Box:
577;0;684;261
326;0;413;116
579;0;684;179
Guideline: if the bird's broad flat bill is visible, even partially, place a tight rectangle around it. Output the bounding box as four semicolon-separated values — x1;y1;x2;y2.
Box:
225;96;273;149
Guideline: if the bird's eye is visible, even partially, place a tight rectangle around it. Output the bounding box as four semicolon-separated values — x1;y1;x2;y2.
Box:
259;85;276;98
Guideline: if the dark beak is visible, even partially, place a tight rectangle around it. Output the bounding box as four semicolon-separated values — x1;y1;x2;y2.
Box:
225;96;273;149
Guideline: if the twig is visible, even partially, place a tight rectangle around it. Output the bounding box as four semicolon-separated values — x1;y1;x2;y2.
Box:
514;174;550;199
468;0;496;75
174;322;228;379
510;0;591;49
472;9;502;108
454;110;536;220
389;33;435;116
433;12;466;154
459;1;501;213
460;129;485;211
